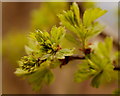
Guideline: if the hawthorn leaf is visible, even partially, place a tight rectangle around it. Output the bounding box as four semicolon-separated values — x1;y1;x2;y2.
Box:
74;61;96;83
83;8;107;27
58;2;107;49
27;68;54;91
85;22;105;39
25;45;33;55
91;71;103;88
70;2;81;25
40;54;51;60
50;26;66;45
44;70;54;85
56;48;74;59
14;68;30;76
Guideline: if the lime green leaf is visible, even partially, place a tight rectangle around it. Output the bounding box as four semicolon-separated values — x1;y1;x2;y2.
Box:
95;37;113;59
70;2;81;25
56;48;74;59
41;54;51;60
75;37;117;88
44;70;54;85
25;45;33;55
58;2;107;49
14;68;30;76
74;61;96;83
58;3;81;37
50;59;61;68
91;71;103;88
65;32;80;45
27;68;54;91
85;22;105;39
83;8;107;27
50;26;66;44
105;37;113;54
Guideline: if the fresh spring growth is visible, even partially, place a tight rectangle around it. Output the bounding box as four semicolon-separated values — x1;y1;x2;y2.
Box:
58;2;107;51
74;37;117;88
15;2;118;91
15;26;74;90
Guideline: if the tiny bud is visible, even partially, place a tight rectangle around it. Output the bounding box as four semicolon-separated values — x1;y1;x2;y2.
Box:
84;48;91;55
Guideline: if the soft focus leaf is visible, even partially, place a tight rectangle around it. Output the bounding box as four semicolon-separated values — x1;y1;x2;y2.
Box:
70;2;81;25
27;68;54;91
83;8;107;27
58;2;107;49
56;48;74;59
74;61;96;83
50;26;66;45
75;37;117;88
25;45;33;55
91;71;103;88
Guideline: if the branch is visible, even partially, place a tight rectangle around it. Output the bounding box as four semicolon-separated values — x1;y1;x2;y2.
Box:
59;55;120;71
114;66;120;71
59;55;85;68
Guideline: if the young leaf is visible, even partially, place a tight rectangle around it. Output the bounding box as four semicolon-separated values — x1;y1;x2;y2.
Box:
14;68;30;76
58;2;107;50
75;37;117;88
91;71;103;88
95;37;113;59
56;48;74;59
70;2;81;25
44;70;54;85
27;68;54;91
50;26;66;45
74;60;96;83
83;8;107;27
25;45;34;55
85;22;105;39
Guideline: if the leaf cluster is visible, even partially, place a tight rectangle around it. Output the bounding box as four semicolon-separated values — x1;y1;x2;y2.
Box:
15;2;118;91
74;37;117;88
15;26;74;90
58;2;107;50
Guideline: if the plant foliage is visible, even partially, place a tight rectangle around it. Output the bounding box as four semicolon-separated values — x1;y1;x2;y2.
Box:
15;26;74;90
58;2;107;51
74;37;117;88
15;2;118;91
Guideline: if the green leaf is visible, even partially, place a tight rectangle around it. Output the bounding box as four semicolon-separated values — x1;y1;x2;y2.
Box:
83;8;107;27
29;26;66;54
25;45;33;55
44;70;54;85
27;68;53;91
104;37;113;54
85;22;105;39
91;71;103;88
50;26;66;45
56;48;74;59
65;32;80;45
74;61;96;83
58;2;107;49
91;63;114;88
40;54;51;60
95;37;113;59
70;2;81;25
75;37;117;88
50;59;61;68
14;68;30;76
58;3;81;38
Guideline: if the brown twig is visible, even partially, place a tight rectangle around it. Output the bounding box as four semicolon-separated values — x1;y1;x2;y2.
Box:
59;55;120;71
59;55;85;68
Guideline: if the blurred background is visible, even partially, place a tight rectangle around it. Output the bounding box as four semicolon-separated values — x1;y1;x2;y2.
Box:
2;2;119;94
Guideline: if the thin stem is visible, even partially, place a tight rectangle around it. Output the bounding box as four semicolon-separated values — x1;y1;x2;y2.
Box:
59;55;120;71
